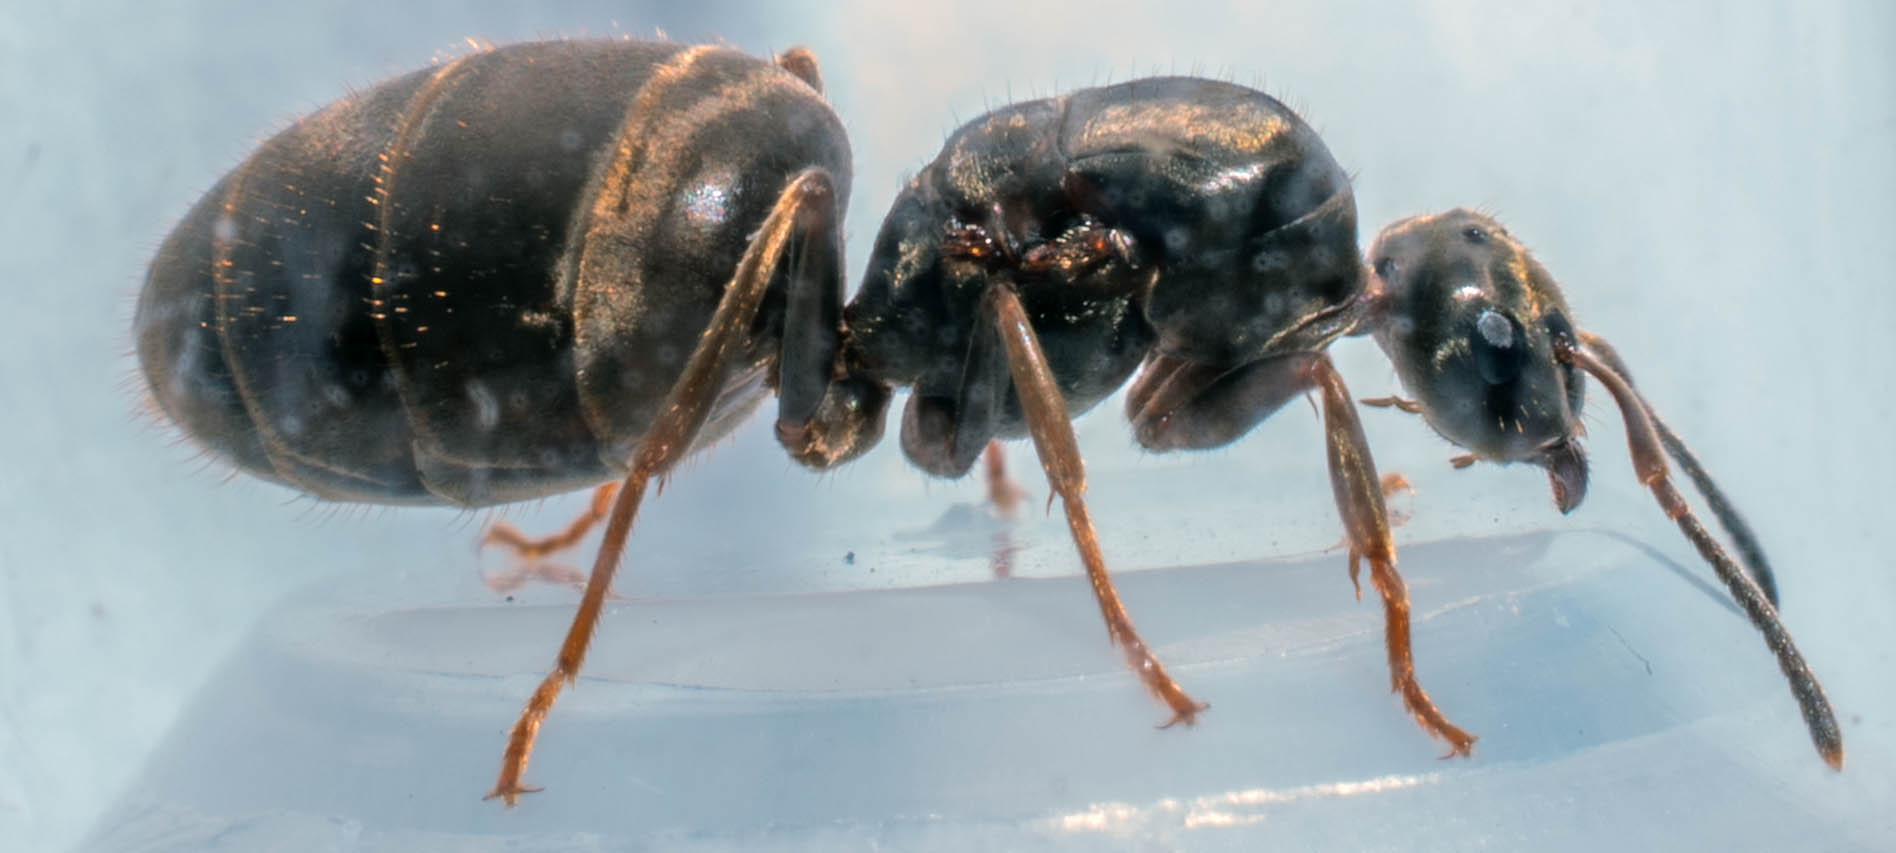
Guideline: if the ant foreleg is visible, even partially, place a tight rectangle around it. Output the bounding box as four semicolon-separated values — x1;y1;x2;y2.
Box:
1125;349;1475;755
1307;355;1477;756
1360;395;1423;413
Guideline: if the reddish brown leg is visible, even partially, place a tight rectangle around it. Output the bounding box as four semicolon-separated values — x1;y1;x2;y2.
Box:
482;482;618;561
1126;350;1470;751
1016;220;1145;287
486;169;839;804
1360;395;1423;414
1308;356;1476;756
982;440;1027;518
988;284;1207;727
482;562;593;597
1561;340;1841;770
987;535;1021;580
1338;473;1415;595
983;441;1024;579
1384;474;1416;531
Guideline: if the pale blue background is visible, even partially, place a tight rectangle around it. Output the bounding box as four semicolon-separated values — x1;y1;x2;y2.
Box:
2;1;1892;849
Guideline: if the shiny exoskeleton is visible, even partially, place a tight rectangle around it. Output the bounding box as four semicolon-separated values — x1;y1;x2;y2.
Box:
137;40;856;803
1362;209;1840;769
137;40;1840;806
136;40;850;507
832;78;1365;476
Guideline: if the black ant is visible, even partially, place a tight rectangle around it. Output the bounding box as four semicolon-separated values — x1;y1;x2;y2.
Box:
134;41;1839;804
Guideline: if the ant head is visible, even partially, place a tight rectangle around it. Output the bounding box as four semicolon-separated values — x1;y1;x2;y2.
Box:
1367;209;1589;512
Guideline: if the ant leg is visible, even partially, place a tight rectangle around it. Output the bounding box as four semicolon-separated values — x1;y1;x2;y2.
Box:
1328;473;1415;597
1379;472;1416;530
481;561;603;597
982;440;1027;517
1356;399;1427;516
1307;355;1476;755
982;441;1026;579
1126;350;1475;755
1326;474;1415;573
886;283;1013;479
1577;332;1779;606
481;482;618;562
1126;352;1298;451
1017;220;1148;291
488;168;842;805
987;284;1207;727
1359;398;1469;503
1360;395;1423;413
772;161;890;471
1560;339;1841;769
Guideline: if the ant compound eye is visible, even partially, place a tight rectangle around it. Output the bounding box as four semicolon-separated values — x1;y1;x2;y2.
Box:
1476;309;1513;349
1472;309;1524;385
1462;226;1488;245
1373;257;1395;280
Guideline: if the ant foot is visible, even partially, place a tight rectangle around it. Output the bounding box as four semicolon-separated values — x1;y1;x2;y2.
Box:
1157;701;1211;729
1360;395;1423;413
482;782;544;807
1436;738;1477;760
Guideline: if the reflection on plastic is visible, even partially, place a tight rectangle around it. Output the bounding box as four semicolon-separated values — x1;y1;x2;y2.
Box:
86;530;1868;850
1052;771;1442;833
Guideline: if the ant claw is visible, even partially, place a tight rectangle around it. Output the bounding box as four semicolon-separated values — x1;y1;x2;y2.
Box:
482;783;544;807
1435;740;1476;760
1157;702;1211;729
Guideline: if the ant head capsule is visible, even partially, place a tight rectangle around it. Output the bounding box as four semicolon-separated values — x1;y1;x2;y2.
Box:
1367;209;1589;512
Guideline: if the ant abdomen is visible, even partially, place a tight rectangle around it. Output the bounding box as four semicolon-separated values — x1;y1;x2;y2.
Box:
135;41;849;508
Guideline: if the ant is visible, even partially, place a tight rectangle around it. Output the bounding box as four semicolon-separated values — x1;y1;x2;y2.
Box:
133;41;1839;805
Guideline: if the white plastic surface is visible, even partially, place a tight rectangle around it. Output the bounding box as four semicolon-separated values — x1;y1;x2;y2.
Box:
85;522;1883;850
